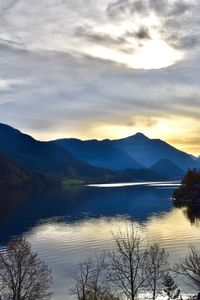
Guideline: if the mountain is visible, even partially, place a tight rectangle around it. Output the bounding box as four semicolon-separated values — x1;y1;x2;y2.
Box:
0;123;116;182
1;123;198;185
0;150;59;189
0;124;167;184
53;138;143;170
197;157;200;164
112;133;199;170
149;159;185;180
0;150;31;189
53;132;199;173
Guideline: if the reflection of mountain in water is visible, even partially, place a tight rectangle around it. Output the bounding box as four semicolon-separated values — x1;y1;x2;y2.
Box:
0;185;174;243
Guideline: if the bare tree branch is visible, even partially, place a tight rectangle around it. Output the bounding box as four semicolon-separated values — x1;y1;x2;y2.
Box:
0;238;52;300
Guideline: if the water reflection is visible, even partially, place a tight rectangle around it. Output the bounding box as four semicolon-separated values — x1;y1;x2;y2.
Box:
0;185;173;243
174;201;200;226
0;183;200;299
26;208;200;298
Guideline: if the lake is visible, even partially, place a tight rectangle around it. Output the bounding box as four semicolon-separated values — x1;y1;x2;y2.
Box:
0;181;200;299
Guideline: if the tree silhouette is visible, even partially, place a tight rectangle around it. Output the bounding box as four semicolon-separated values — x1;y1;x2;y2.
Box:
0;238;52;300
163;273;181;300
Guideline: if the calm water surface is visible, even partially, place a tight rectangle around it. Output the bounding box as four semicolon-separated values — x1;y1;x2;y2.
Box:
0;181;200;299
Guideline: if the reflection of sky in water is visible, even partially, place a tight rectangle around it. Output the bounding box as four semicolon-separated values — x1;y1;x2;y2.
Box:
0;182;200;299
25;209;200;299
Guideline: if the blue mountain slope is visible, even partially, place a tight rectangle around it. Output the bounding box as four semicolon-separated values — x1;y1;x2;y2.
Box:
113;133;199;170
0;124;117;180
149;159;185;180
53;138;143;170
0;149;60;189
0;124;169;183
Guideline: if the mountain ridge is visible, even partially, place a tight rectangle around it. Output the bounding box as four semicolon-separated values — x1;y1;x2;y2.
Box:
54;138;143;170
53;132;199;171
0;123;171;187
0;123;199;189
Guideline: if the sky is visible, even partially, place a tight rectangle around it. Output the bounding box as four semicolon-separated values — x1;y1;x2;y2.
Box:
0;0;200;155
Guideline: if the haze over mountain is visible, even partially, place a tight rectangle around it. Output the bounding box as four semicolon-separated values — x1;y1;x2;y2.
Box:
53;133;199;172
54;138;143;170
112;133;198;170
149;159;185;180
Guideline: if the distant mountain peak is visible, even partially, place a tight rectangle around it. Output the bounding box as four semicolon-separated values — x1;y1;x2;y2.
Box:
116;132;150;142
134;132;149;139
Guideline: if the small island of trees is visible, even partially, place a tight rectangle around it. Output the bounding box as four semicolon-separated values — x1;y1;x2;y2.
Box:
173;169;200;204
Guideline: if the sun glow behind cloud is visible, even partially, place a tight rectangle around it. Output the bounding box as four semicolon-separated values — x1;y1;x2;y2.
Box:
86;39;184;69
71;13;184;69
3;3;184;70
0;0;199;154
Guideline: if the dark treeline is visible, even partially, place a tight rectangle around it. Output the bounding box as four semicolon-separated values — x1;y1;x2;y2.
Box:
1;228;200;300
0;150;61;190
173;169;200;225
173;169;200;204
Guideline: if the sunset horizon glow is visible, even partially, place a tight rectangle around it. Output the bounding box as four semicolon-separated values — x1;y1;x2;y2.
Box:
0;0;199;155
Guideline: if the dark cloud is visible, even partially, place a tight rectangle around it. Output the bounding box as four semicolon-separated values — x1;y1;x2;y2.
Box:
0;37;23;49
0;0;19;13
107;0;192;18
106;0;200;52
179;35;200;49
107;0;167;17
107;0;129;17
169;2;191;16
134;27;150;40
74;25;128;46
74;24;150;52
148;0;168;15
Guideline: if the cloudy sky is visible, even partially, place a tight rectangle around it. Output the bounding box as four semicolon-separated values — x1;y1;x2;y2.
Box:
0;0;200;155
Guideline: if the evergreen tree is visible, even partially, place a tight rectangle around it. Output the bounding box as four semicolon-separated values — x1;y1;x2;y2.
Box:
163;273;181;300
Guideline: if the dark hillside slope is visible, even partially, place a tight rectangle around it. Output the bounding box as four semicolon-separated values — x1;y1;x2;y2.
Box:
0;150;59;189
0;150;31;189
0;124;171;183
150;159;185;180
0;124;117;181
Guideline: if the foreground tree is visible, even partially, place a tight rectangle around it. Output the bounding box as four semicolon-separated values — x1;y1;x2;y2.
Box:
71;253;115;300
71;257;93;300
175;247;200;290
162;273;181;300
0;238;52;300
108;227;149;300
71;227;175;300
145;243;169;300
